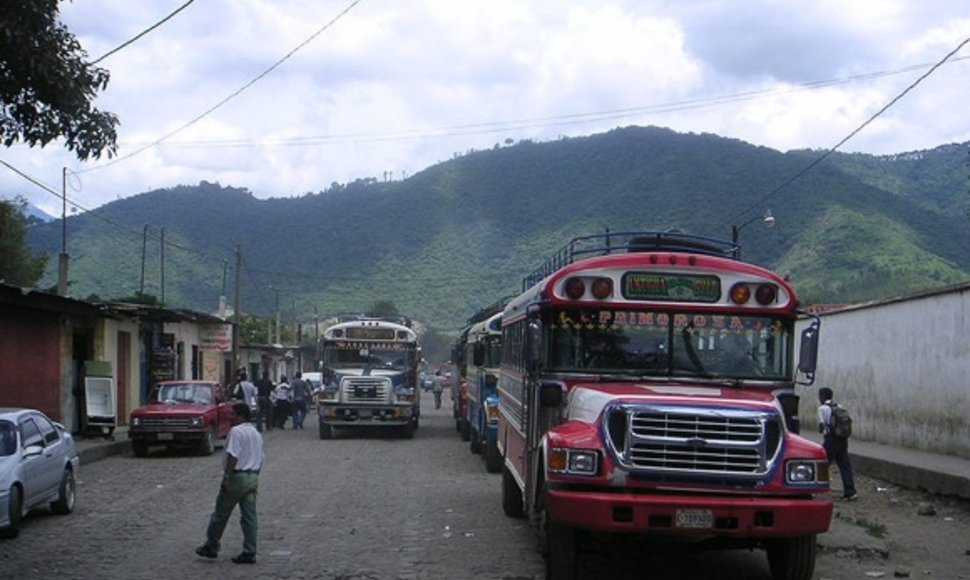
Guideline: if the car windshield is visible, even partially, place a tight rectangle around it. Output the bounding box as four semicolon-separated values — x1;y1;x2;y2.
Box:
324;342;413;370
153;383;213;404
0;420;16;456
543;307;792;380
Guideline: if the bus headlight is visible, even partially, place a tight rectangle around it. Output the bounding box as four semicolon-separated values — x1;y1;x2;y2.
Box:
316;388;339;403
786;460;829;484
549;448;598;476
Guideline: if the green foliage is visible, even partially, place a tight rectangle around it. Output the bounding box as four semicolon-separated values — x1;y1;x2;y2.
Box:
23;127;970;332
0;0;119;159
0;198;49;286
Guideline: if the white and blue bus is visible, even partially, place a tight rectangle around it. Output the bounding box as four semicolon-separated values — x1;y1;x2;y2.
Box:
315;316;421;439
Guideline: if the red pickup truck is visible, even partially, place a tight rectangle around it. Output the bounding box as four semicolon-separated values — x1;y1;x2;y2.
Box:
128;381;233;457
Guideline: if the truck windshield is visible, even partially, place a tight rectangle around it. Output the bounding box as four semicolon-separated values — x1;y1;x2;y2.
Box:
543;308;792;380
325;342;413;370
153;383;213;404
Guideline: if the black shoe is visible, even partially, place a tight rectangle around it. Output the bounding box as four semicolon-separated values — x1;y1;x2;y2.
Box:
843;493;859;502
231;552;256;564
195;544;218;559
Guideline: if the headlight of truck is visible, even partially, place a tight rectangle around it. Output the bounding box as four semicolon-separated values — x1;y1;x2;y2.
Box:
548;447;598;476
786;460;829;484
190;416;204;427
131;417;142;427
316;388;339;403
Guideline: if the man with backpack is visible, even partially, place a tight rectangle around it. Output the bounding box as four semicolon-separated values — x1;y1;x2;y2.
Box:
818;387;858;501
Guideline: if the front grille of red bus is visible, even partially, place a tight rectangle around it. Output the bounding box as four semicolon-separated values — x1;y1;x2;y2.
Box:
606;406;781;477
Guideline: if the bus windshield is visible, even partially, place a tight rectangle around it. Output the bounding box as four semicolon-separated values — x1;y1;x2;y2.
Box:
324;342;413;370
543;308;792;380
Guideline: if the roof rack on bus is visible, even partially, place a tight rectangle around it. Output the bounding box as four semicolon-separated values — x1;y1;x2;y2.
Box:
522;229;738;290
465;295;514;326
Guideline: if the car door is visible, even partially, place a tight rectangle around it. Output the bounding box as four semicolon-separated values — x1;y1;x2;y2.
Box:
19;415;60;506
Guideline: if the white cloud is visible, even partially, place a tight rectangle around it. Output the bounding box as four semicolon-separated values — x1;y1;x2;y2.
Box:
2;0;969;216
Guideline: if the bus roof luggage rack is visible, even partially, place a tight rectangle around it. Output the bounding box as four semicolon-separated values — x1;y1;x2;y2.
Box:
522;229;737;290
336;313;413;327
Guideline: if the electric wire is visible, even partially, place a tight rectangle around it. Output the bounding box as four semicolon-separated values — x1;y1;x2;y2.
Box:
723;36;970;229
77;0;366;174
90;0;196;65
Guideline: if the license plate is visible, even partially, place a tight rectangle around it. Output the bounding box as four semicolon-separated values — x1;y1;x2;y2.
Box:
675;509;713;529
359;410;372;419
157;432;174;441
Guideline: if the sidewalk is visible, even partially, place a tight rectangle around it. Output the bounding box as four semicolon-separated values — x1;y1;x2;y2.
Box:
802;431;970;500
73;425;131;466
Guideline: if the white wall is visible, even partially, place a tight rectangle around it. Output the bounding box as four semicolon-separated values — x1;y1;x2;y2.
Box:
797;283;970;459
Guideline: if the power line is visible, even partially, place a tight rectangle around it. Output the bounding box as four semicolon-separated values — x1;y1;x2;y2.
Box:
78;0;366;174
103;56;970;151
723;36;970;229
90;0;197;65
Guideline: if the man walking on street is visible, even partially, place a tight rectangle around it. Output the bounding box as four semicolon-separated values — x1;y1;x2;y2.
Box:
253;371;275;432
290;372;312;429
195;402;264;564
818;387;858;501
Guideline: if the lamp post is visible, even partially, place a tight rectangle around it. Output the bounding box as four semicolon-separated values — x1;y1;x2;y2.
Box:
731;210;775;257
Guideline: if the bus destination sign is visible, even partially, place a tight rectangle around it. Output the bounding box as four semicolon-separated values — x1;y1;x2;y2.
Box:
345;327;397;340
623;272;721;302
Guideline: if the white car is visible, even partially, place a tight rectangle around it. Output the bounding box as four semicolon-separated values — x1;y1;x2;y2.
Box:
0;408;79;539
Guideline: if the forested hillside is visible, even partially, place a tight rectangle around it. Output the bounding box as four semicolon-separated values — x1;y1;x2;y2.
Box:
25;125;970;330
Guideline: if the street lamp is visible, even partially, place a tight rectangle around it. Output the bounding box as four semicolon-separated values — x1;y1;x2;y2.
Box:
731;210;775;255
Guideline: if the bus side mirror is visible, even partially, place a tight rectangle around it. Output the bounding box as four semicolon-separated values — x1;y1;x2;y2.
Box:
797;318;820;385
526;319;542;374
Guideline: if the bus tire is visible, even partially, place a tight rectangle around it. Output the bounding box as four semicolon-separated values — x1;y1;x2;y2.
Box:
545;520;579;580
485;440;502;473
501;463;524;518
766;534;817;580
469;427;481;454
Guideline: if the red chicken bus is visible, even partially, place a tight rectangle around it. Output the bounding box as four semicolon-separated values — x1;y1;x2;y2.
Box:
497;230;830;580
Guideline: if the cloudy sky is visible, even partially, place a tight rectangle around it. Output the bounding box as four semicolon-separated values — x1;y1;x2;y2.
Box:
3;0;969;217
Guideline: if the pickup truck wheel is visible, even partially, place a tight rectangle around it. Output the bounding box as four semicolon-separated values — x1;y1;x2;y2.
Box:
131;440;149;458
501;463;524;518
766;534;817;580
0;486;22;539
198;426;216;456
51;468;76;514
485;440;502;473
319;421;332;440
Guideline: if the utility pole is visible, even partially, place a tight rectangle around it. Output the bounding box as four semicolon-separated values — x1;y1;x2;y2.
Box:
57;167;69;296
139;225;148;294
232;245;241;378
160;227;165;306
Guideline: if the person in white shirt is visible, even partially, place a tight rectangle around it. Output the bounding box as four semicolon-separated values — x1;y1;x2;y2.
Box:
271;377;293;429
196;402;264;564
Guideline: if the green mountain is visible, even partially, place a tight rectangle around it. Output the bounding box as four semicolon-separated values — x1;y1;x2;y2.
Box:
25;125;970;331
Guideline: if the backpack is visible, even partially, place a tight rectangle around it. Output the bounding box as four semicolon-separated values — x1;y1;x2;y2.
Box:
828;402;852;438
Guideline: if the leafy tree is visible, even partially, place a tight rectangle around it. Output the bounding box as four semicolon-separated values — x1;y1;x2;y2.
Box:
367;300;400;319
0;198;49;286
1;0;119;159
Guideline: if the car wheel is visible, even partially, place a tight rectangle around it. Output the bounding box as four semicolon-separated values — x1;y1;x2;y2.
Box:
0;486;22;539
319;421;333;440
198;426;216;456
51;469;76;515
131;440;149;457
